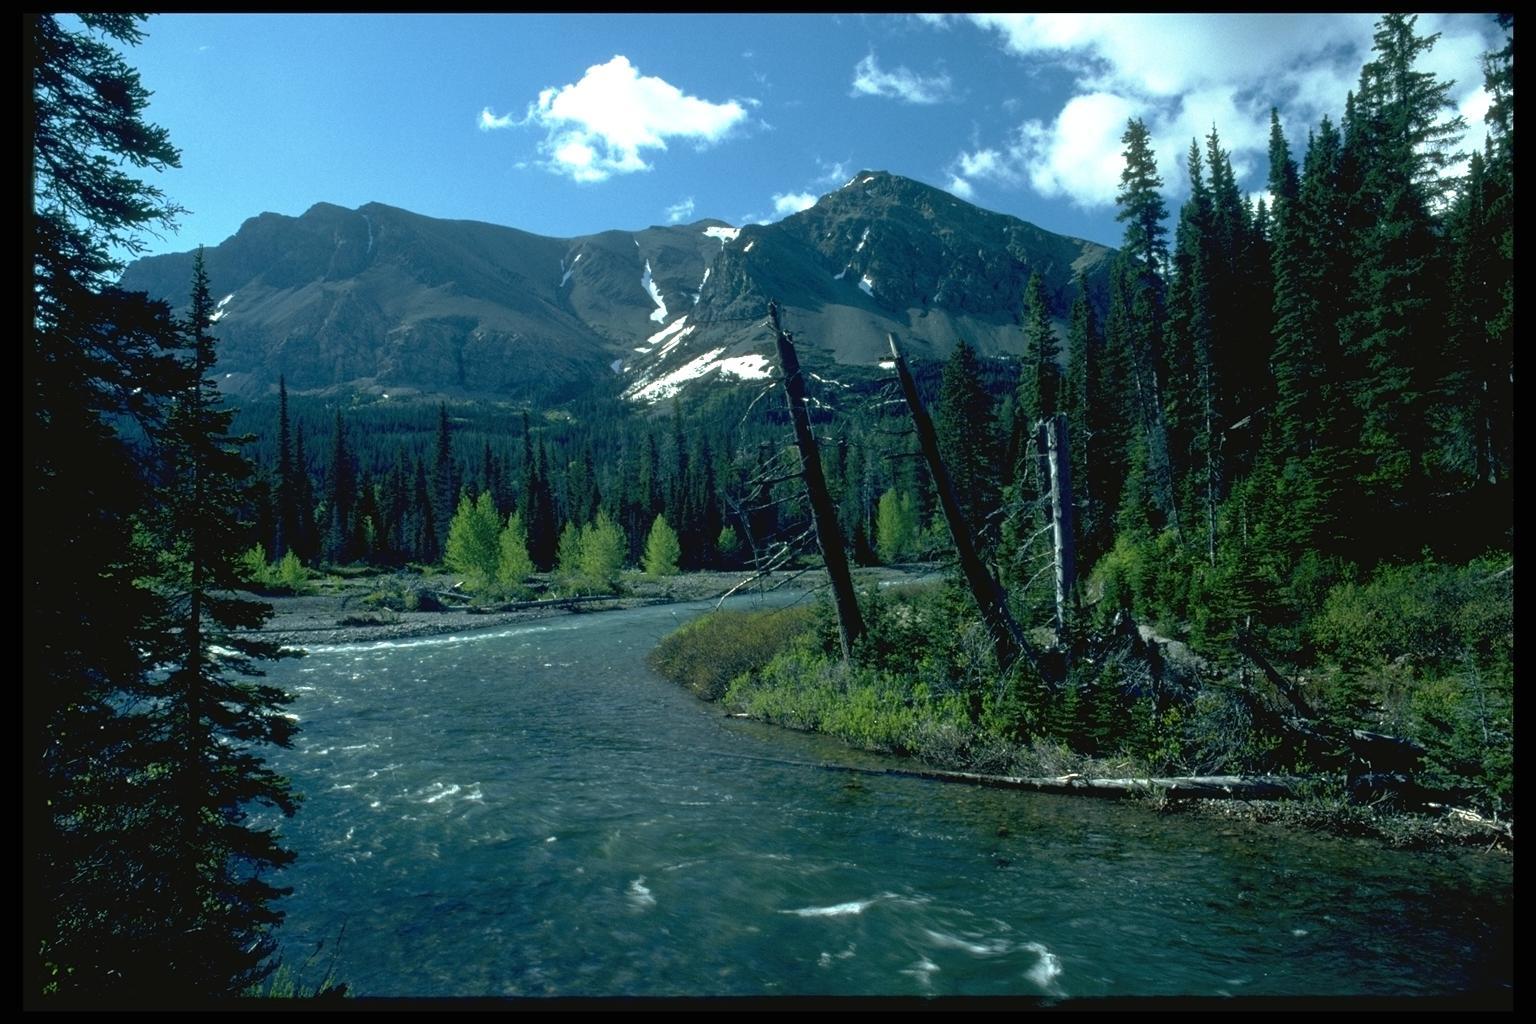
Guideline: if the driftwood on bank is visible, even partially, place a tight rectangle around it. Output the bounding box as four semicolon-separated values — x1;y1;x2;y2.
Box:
1236;629;1425;774
896;769;1300;800
887;333;1042;680
769;301;865;660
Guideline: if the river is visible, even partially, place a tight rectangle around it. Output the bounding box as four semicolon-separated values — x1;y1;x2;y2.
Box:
258;596;1512;1000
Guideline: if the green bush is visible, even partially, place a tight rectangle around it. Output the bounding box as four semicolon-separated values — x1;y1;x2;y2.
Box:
647;604;818;701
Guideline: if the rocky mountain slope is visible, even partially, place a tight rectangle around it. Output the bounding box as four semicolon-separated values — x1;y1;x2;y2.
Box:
120;171;1114;406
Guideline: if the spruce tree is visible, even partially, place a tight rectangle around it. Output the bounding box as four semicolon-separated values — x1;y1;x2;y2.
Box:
935;339;998;539
140;249;298;997
27;13;196;997
1340;14;1466;553
1019;271;1062;428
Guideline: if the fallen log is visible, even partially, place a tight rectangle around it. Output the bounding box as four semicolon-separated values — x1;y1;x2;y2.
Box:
886;769;1300;801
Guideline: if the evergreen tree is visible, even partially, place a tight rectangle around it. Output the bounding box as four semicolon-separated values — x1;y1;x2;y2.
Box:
1115;117;1170;277
273;376;296;559
1019;271;1062;428
1063;274;1106;564
322;411;355;564
432;402;457;556
1339;14;1466;553
137;249;298;997
412;455;438;563
934;340;998;539
289;421;316;562
1109;119;1178;537
27;13;203;997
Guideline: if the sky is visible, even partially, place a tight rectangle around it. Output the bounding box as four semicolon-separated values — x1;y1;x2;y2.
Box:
106;13;1505;260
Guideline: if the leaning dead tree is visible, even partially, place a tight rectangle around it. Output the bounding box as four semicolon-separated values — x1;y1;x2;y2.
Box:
1038;413;1077;638
768;301;865;660
887;333;1043;680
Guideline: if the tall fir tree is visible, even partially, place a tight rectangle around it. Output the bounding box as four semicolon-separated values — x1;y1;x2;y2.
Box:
27;13;193;997
1339;14;1466;554
273;376;296;559
935;339;999;542
141;249;298;996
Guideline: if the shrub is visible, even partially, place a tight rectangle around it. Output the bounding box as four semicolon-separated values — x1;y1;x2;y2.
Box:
648;605;817;701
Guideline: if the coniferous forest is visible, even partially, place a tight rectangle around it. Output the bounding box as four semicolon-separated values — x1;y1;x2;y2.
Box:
28;12;1511;1002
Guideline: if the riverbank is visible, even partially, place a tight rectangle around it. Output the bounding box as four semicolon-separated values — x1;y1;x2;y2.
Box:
647;594;1514;856
249;565;932;647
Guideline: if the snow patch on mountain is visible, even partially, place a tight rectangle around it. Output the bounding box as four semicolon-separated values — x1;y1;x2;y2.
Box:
718;354;771;380
859;274;875;297
646;315;689;347
625;347;771;404
626;347;728;403
560;251;582;288
704;225;741;245
641;259;667;323
211;292;235;323
855;226;870;252
658;324;697;358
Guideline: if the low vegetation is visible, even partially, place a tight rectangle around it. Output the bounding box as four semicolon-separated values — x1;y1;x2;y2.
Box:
652;558;1513;825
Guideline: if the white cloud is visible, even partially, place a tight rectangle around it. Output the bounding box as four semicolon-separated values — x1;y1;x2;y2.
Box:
498;55;749;183
946;175;975;200
938;13;1501;210
478;107;515;131
771;191;818;218
813;158;853;188
851;53;952;104
665;197;696;224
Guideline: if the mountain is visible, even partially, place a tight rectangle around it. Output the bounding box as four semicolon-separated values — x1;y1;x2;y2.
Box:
119;172;1114;406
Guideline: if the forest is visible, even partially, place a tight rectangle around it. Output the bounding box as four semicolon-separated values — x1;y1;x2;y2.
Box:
28;12;1511;1002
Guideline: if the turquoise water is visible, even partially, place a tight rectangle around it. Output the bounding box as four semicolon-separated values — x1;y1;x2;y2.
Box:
258;598;1513;999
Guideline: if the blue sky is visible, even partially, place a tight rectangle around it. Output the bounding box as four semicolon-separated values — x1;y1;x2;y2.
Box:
114;13;1503;259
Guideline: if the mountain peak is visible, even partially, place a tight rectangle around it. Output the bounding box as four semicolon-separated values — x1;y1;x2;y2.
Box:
119;185;1113;405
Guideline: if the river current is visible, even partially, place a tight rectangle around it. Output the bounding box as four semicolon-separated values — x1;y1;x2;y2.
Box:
257;596;1512;999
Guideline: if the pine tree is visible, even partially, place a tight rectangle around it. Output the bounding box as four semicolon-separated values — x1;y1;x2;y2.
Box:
1340;14;1466;552
139;249;298;997
1063;274;1106;564
935;339;998;540
1115;118;1170;278
1109;118;1178;537
27;13;203;997
1019;271;1062;428
432;402;457;556
273;376;296;559
322;410;355;564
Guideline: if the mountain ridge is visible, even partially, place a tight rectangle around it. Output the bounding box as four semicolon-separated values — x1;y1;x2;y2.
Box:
119;171;1115;405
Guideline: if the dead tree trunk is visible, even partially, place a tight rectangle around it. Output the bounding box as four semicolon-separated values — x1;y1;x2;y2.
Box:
1044;413;1077;637
769;301;864;661
887;333;1039;678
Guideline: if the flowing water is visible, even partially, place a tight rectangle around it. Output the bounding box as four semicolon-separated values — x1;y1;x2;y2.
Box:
260;597;1512;999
